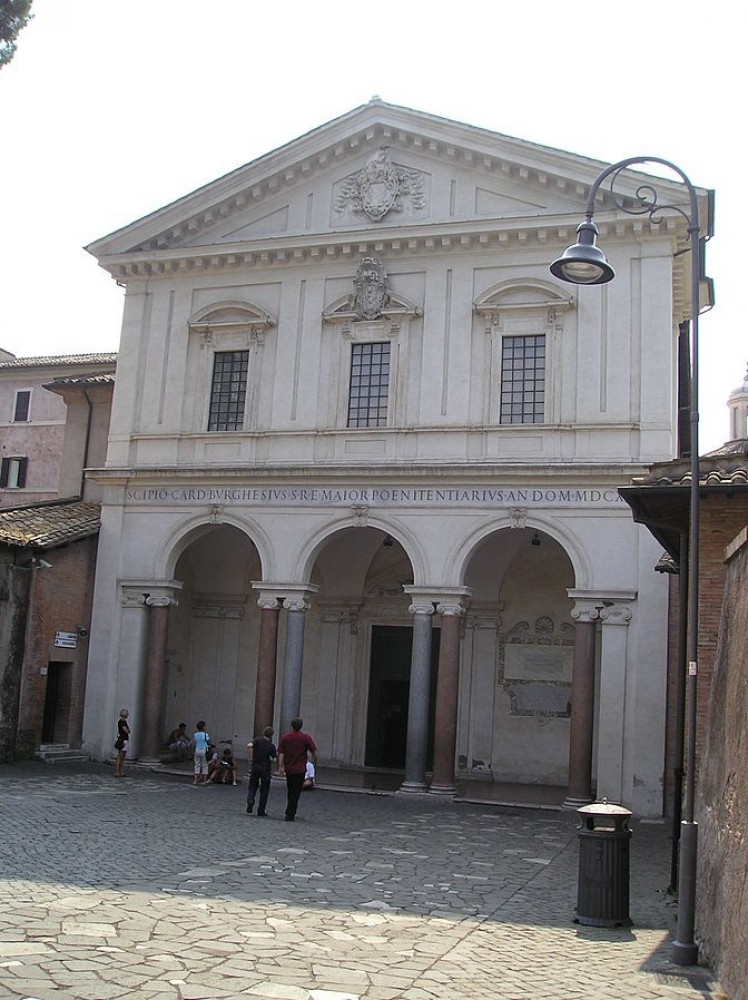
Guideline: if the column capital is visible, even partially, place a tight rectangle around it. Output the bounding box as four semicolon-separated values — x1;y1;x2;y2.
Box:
404;585;471;614
251;581;319;610
121;579;182;608
121;588;147;609
284;596;312;612
599;605;633;626
408;601;435;616
436;602;466;617
256;596;283;611
570;603;600;623
145;592;179;609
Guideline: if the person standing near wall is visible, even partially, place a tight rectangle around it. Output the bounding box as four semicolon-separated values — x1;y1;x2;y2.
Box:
114;709;130;778
192;721;210;785
246;726;277;815
277;717;317;822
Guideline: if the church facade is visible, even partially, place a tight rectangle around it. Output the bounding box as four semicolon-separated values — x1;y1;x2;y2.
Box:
83;101;709;816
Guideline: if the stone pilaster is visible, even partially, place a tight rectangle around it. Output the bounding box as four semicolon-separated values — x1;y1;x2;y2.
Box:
563;601;599;809
597;603;633;805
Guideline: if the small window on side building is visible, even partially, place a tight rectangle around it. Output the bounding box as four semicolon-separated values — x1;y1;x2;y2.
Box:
13;390;31;422
0;457;28;488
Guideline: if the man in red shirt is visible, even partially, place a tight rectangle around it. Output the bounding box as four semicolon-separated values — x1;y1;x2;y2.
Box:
277;717;318;822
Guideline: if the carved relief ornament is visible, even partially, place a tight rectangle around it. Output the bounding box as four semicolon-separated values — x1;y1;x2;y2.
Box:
354;256;389;320
335;147;425;222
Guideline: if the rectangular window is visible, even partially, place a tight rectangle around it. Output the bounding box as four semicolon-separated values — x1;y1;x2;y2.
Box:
207;351;249;431
0;457;28;488
347;342;390;428
13;390;31;422
500;335;546;424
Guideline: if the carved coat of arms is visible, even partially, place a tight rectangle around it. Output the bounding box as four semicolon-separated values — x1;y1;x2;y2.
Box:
336;147;425;222
354;257;389;320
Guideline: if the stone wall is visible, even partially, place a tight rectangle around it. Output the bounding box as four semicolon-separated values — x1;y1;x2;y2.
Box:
697;526;748;1000
0;561;31;760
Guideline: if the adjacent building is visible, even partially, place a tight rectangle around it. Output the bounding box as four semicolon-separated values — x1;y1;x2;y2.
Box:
0;352;117;507
0;352;115;760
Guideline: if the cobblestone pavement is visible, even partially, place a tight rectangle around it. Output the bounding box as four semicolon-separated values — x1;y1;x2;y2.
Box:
0;762;727;1000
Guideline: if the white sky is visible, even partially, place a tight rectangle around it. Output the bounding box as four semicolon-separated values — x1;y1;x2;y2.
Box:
0;0;743;452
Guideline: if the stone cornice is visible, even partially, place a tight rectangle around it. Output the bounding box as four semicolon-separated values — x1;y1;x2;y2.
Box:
98;213;686;283
88;459;654;488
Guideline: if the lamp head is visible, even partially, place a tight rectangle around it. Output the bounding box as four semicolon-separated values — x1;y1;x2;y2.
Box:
550;219;615;285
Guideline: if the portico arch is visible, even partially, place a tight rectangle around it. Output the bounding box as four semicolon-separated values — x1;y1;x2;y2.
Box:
154;522;265;755
154;512;271;582
453;515;591;591
295;514;427;586
460;524;577;793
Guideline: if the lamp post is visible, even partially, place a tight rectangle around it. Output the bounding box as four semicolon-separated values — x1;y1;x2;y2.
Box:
550;157;707;967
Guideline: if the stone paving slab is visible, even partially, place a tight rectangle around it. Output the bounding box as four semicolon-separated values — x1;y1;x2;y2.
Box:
0;761;728;999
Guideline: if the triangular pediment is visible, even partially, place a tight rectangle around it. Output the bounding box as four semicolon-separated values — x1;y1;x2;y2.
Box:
88;99;706;271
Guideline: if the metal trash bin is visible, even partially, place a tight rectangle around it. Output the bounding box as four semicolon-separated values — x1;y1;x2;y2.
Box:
575;800;633;927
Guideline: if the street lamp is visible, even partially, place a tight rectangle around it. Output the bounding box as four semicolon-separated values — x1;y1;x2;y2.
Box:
551;156;709;967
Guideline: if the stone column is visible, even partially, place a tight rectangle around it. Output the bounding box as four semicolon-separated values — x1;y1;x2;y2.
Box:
596;604;633;804
139;589;179;764
400;600;435;793
429;602;465;796
115;586;152;761
278;592;313;738
252;594;281;738
563;602;599;809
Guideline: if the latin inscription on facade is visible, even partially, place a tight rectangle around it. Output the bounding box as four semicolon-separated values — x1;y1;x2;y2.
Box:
125;485;625;507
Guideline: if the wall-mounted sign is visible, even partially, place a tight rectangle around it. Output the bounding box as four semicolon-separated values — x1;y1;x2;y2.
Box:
54;631;78;649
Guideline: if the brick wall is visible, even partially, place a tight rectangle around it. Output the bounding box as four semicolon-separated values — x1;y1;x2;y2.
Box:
662;494;748;817
17;536;98;749
0;562;31;760
696;527;748;999
694;497;748;767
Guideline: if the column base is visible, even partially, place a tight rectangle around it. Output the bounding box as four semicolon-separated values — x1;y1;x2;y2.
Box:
135;757;164;769
397;781;429;796
428;783;456;798
562;793;594;810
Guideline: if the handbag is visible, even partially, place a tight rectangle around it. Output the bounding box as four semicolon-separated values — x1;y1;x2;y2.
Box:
115;736;124;751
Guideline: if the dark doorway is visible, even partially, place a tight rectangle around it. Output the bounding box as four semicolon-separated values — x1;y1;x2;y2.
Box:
41;662;72;743
365;624;440;769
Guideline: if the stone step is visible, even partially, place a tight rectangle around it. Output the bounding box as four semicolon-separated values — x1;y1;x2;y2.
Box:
36;745;90;764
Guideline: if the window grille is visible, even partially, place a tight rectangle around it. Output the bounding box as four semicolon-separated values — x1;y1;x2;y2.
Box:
500;335;546;424
208;351;249;431
347;342;390;428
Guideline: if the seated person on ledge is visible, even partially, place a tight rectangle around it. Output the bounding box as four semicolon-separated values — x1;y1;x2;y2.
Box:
168;722;191;759
302;760;315;790
206;745;220;782
210;747;237;785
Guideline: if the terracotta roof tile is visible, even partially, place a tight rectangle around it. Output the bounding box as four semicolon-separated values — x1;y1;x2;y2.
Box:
0;353;117;370
44;373;116;389
0;499;101;549
631;438;748;488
